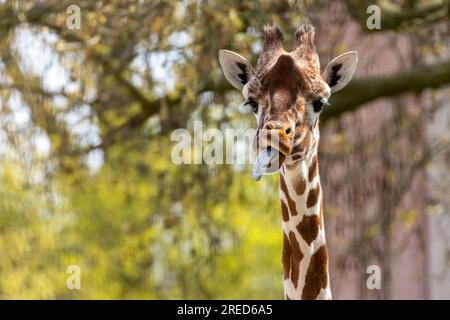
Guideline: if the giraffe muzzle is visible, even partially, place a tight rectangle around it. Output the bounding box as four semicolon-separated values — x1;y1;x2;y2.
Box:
252;146;282;181
252;128;292;181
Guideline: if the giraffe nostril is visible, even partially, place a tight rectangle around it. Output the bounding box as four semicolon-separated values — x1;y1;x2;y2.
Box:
285;127;292;135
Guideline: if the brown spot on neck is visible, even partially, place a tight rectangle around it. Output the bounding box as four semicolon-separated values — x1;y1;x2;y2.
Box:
306;184;320;208
301;245;329;300
293;177;306;196
280;175;298;216
282;232;291;279
288;231;303;289
296;215;320;246
308;155;318;182
281;201;289;222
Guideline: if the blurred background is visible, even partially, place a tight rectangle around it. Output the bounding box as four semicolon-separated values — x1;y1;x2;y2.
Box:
0;0;449;299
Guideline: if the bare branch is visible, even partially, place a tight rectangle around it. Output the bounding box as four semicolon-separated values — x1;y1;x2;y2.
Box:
346;0;450;32
323;58;450;122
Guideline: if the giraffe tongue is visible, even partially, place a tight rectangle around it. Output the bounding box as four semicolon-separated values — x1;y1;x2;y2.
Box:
252;147;280;181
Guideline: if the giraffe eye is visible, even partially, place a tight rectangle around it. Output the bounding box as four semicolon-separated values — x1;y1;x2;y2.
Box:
244;98;258;113
312;100;323;112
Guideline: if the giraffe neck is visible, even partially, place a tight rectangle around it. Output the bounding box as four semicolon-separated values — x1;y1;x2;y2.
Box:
278;152;331;300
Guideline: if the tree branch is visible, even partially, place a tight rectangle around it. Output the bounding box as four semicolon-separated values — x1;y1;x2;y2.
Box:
323;58;450;121
346;0;450;32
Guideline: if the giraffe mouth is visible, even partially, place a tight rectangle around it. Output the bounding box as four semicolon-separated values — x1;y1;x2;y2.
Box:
252;146;282;181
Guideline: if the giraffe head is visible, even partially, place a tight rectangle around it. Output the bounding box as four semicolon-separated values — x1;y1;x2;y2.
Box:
219;24;357;180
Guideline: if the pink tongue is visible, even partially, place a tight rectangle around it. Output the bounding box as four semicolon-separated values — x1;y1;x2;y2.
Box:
252;147;279;181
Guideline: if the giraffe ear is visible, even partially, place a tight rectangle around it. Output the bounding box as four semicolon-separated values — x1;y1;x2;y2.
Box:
322;51;358;93
219;50;255;91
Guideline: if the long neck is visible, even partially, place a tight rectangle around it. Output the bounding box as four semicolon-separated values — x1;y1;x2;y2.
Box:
278;152;331;300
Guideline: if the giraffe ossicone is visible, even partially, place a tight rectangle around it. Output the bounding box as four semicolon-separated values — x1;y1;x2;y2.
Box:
218;24;358;300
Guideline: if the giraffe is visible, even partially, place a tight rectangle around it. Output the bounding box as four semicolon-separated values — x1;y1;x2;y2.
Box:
218;24;358;300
